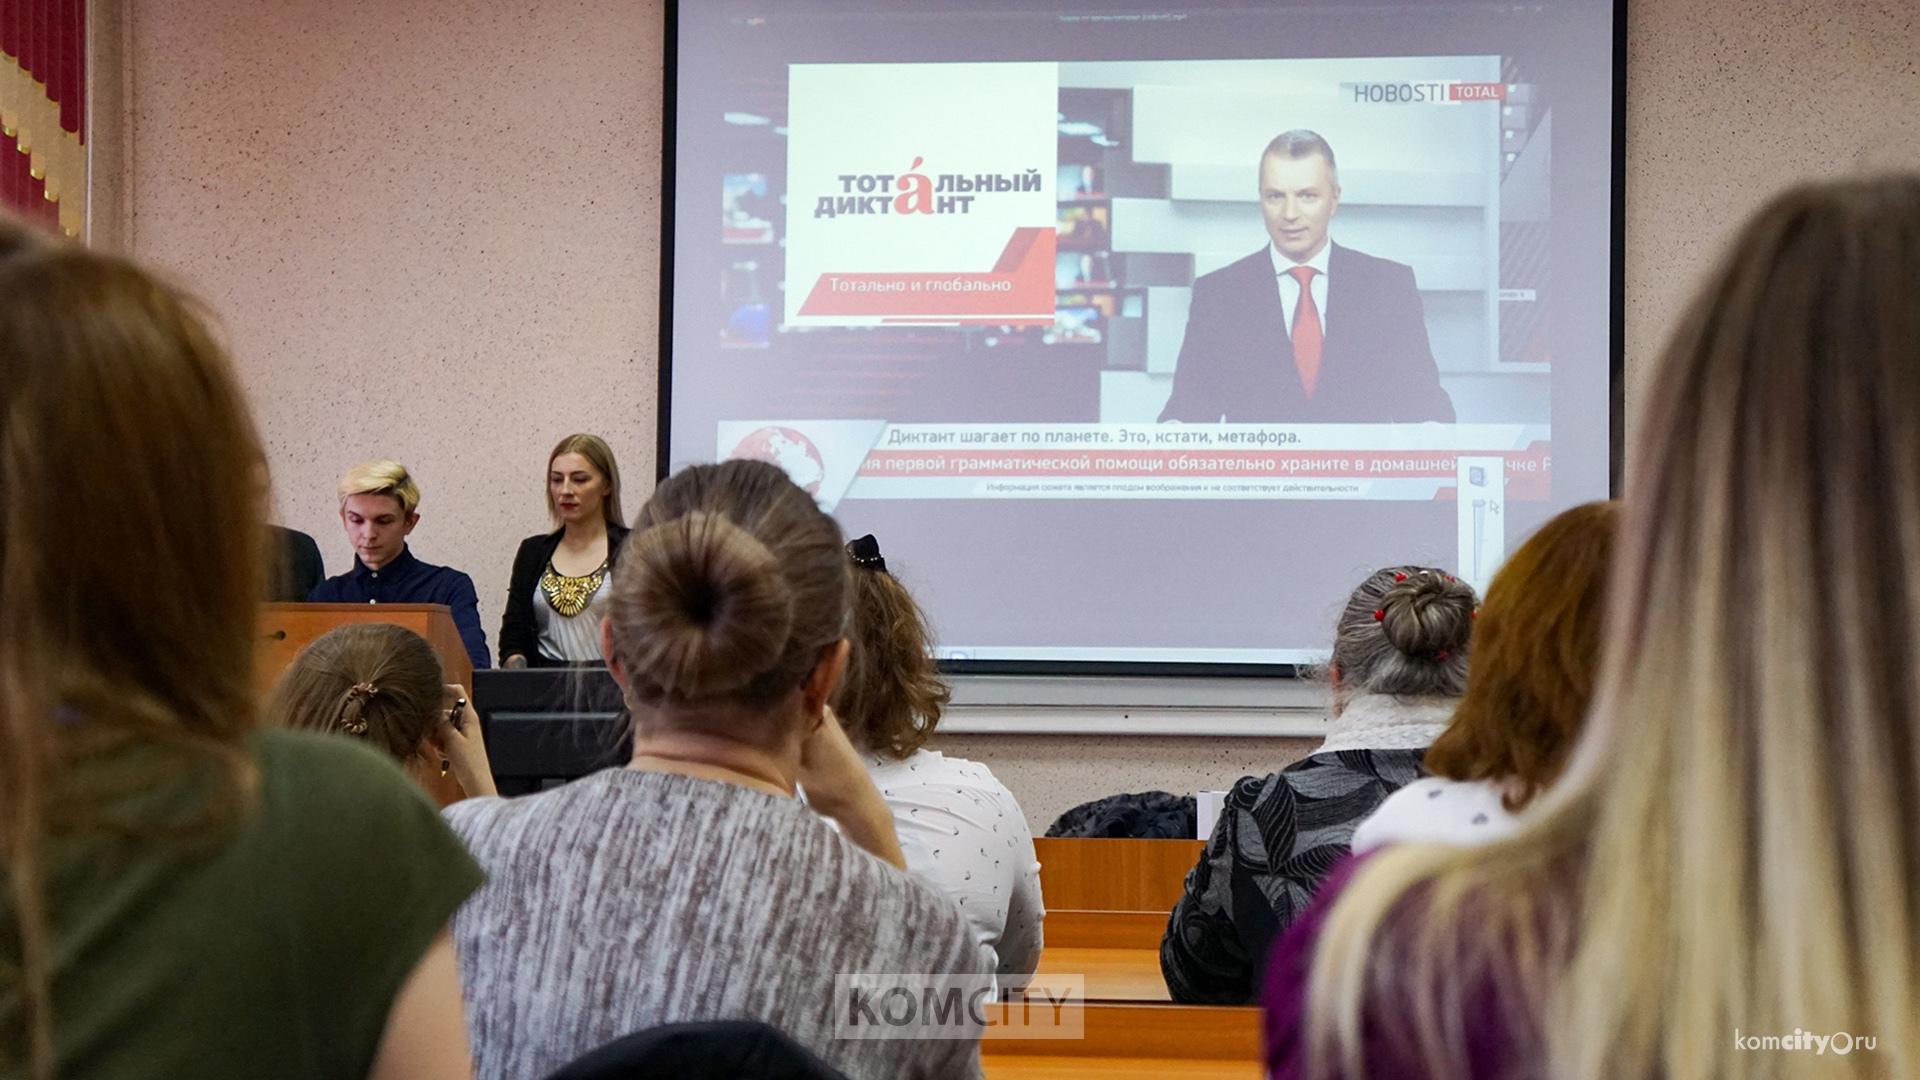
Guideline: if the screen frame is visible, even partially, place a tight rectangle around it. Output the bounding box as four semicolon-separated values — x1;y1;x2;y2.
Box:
655;0;1629;679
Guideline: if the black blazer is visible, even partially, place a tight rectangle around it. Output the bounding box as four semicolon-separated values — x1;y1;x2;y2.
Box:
267;525;325;603
1157;243;1456;423
499;524;631;667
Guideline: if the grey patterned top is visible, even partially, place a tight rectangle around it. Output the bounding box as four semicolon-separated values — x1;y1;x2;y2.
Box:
1160;747;1428;1004
445;769;986;1080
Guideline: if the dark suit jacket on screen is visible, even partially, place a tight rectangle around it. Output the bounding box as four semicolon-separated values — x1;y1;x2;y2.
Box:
1157;243;1456;423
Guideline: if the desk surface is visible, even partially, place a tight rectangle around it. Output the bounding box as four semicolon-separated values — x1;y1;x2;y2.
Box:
1031;946;1168;1002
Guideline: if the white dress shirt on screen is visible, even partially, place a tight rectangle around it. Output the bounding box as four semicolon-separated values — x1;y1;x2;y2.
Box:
1270;239;1332;338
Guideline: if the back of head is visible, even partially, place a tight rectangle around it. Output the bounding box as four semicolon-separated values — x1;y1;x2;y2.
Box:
338;458;420;514
0;216;265;1077
268;624;446;763
1326;566;1476;703
1545;173;1920;1075
0;218;264;754
832;543;951;760
1301;177;1920;1080
1424;502;1619;809
605;459;848;715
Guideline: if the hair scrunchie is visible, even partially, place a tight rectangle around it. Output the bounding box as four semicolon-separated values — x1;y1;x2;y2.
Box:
339;681;379;735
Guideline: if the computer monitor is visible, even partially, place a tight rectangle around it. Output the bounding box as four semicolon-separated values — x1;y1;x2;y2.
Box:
471;667;629;791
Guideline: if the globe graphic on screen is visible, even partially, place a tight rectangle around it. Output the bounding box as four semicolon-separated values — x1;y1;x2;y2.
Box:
730;426;826;494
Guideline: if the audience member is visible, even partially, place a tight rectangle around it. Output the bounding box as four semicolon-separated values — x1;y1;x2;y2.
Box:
268;523;325;602
445;460;985;1080
1352;501;1619;852
310;459;492;670
833;533;1044;980
1162;566;1475;1004
269;623;498;802
0;219;479;1080
1266;176;1920;1080
499;433;630;667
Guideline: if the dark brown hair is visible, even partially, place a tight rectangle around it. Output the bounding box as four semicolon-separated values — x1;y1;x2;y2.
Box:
1424;502;1619;810
267;624;447;764
833;561;951;760
605;460;849;716
1327;566;1476;703
0;218;266;1079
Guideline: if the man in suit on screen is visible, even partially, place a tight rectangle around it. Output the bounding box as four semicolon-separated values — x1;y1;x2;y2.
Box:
1157;130;1456;423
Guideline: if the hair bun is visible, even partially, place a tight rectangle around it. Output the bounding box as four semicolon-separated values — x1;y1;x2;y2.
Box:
1380;571;1476;658
614;510;797;701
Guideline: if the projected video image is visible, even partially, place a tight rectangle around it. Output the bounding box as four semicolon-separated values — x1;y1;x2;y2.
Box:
670;0;1616;664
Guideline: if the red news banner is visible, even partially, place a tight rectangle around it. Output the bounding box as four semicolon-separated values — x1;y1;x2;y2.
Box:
840;423;1552;502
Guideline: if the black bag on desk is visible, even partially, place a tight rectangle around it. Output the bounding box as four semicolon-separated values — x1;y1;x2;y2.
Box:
1046;790;1196;839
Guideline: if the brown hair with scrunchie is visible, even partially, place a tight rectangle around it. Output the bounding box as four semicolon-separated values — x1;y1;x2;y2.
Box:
266;625;446;763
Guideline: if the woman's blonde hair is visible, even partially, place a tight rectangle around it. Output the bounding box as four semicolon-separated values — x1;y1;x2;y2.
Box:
545;432;624;528
267;624;446;765
0;219;267;1079
1301;176;1920;1080
337;458;421;515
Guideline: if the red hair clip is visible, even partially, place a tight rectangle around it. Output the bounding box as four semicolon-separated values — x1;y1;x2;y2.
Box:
1436;650;1451;661
1372;608;1385;621
1393;572;1408;582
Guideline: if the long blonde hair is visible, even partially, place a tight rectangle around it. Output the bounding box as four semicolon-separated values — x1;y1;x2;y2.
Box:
1303;176;1920;1079
545;433;624;528
0;220;267;1079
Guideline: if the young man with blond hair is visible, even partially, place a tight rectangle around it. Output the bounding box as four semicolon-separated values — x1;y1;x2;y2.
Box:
308;459;491;668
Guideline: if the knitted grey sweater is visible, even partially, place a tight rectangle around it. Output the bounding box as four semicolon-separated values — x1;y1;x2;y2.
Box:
446;769;986;1080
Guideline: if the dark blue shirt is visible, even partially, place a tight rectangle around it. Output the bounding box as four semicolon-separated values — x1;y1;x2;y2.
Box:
307;545;491;669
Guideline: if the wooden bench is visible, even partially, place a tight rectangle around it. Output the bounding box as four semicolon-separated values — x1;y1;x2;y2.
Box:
1029;909;1170;1002
1034;837;1202;913
981;1002;1262;1079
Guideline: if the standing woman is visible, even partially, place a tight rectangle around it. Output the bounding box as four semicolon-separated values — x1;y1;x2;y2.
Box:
0;222;478;1079
500;434;630;667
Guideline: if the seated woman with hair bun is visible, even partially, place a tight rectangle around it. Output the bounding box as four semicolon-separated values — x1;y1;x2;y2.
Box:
269;622;497;803
1161;566;1477;1005
1351;502;1619;853
833;534;1045;982
445;460;986;1080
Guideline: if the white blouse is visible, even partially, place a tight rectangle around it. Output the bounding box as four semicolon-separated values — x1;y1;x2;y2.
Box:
1350;775;1525;853
530;567;611;663
864;749;1045;979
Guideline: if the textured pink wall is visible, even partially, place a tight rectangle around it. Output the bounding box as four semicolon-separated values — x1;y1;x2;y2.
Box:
126;0;664;653
120;0;1920;828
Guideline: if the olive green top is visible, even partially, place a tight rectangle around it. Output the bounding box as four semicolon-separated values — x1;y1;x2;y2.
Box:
1;729;483;1079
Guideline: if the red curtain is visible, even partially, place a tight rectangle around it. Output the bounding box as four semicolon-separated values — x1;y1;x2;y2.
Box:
0;0;87;234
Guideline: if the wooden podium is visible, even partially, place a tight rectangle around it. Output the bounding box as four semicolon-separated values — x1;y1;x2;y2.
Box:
257;603;475;693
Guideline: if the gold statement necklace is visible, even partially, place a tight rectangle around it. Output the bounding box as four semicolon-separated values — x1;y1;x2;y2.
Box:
539;560;608;618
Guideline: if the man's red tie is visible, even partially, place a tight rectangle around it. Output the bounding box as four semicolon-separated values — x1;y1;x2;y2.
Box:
1288;265;1323;398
